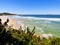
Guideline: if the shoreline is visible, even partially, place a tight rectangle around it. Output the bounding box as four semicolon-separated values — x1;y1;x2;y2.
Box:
0;15;53;39
0;15;22;29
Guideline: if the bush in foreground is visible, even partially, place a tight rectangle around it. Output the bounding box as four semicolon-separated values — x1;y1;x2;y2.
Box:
0;26;60;45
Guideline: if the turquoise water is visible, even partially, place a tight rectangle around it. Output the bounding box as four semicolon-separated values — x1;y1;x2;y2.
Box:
24;19;60;37
9;15;60;37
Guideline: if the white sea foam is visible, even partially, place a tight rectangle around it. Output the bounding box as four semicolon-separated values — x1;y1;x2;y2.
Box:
37;27;44;33
19;16;60;22
46;21;51;23
38;18;60;22
9;15;60;22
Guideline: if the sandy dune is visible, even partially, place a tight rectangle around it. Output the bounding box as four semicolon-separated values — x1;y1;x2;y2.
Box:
0;16;20;29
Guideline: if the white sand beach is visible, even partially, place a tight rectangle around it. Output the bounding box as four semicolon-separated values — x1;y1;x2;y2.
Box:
0;16;21;29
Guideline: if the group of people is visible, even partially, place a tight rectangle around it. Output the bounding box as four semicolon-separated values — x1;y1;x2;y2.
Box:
0;18;9;28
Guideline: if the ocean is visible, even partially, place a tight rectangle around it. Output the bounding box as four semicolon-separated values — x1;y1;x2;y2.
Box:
9;15;60;38
20;15;60;18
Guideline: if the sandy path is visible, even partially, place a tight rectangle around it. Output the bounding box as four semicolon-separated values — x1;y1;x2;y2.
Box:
0;16;20;29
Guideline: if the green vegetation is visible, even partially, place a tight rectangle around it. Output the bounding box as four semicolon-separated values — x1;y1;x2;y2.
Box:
0;25;60;45
0;12;16;15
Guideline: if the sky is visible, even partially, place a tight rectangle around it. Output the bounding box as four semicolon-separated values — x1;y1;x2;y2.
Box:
0;0;60;14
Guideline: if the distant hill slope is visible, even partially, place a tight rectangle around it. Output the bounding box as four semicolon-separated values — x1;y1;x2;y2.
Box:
0;12;16;15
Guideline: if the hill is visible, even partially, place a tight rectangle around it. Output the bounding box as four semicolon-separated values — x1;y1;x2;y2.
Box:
0;12;16;15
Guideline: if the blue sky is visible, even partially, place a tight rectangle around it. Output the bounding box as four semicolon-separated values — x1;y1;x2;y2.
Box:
0;0;60;14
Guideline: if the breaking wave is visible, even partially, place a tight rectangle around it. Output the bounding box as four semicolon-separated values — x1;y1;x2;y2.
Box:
8;15;60;22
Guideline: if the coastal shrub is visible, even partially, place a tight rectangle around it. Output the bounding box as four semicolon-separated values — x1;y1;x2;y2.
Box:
0;25;60;45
